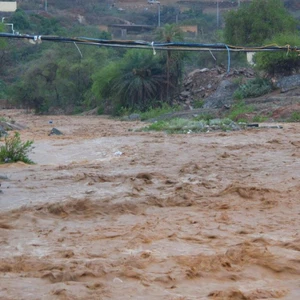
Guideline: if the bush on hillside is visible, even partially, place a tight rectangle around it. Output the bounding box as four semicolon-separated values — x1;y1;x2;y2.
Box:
233;77;273;100
224;0;298;46
254;34;300;76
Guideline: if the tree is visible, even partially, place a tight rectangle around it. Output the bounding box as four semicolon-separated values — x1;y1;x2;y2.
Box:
10;45;111;113
92;49;166;113
155;24;184;102
9;9;31;31
255;33;300;76
30;14;63;35
224;0;298;46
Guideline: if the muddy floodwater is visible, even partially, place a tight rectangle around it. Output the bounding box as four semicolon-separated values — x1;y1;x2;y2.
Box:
0;110;300;300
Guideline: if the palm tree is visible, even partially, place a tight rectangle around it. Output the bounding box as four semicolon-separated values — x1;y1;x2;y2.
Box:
92;49;165;113
156;24;184;103
113;49;165;110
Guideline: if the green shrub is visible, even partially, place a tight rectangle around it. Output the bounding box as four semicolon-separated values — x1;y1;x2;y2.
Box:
288;111;300;122
233;89;244;100
193;113;214;122
140;103;181;121
0;132;34;164
97;106;104;115
144;118;190;133
193;99;204;109
224;0;298;46
233;77;273;100
228;101;254;121
0;80;8;99
255;34;300;76
142;117;240;134
0;116;8;123
252;114;269;122
143;118;203;133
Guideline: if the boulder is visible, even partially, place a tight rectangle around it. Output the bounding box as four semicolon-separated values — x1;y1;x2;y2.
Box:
275;75;300;93
49;128;63;136
128;113;141;121
176;67;255;109
0;121;26;131
0;125;8;137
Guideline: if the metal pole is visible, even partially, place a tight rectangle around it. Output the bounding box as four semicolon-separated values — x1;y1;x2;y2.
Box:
217;0;219;28
238;0;240;7
45;0;47;11
158;3;160;27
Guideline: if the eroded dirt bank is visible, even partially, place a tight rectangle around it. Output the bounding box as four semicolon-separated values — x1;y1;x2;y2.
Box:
0;110;300;300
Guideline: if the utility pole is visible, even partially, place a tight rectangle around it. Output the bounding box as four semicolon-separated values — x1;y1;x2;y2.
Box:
217;0;219;28
45;0;47;11
175;7;179;24
158;3;160;27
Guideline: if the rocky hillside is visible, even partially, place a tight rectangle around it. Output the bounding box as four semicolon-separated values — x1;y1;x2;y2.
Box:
14;0;299;27
173;68;300;122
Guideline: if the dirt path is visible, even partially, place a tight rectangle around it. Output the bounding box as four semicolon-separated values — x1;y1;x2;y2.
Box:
0;110;300;299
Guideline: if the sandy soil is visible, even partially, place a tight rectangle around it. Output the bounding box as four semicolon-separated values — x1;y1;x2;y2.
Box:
0;110;300;300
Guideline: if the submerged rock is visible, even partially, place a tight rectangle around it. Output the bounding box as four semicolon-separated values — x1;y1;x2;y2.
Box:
49;128;63;136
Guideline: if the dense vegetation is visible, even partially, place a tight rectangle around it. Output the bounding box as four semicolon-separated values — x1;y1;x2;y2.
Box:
254;33;300;75
224;0;300;75
0;4;219;114
224;0;298;46
0;0;299;115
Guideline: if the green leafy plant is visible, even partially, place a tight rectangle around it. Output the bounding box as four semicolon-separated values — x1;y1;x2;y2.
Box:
233;77;273;100
288;111;300;122
0;116;9;122
227;101;254;121
92;49;167;114
9;9;32;31
155;24;185;102
193;113;214;122
142;117;241;134
193;99;204;109
232;89;244;100
0;132;34;164
224;0;297;46
252;114;269;122
140;103;181;121
143;118;201;133
232;76;245;86
0;80;8;99
255;34;300;75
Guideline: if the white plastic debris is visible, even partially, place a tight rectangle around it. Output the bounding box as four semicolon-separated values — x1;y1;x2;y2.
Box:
113;277;123;283
114;151;123;156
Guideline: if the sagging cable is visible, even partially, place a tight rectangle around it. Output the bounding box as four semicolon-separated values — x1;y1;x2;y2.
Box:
74;42;83;58
209;49;217;61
